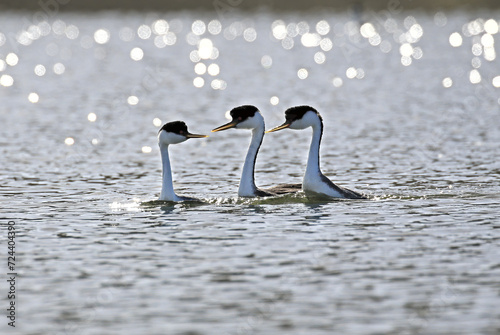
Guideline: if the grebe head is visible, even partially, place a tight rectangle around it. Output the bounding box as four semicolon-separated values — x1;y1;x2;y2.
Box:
267;105;322;132
212;105;264;132
158;121;207;146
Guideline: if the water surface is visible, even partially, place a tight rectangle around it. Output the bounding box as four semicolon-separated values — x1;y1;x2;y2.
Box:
1;9;500;335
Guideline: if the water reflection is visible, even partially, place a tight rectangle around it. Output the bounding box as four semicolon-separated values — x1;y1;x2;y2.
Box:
94;28;110;44
5;53;18;66
34;64;46;76
1;9;500;335
65;137;75;146
0;74;13;86
208;20;222;35
127;95;139;105
28;92;39;103
87;113;97;122
130;47;144;61
0;12;499;154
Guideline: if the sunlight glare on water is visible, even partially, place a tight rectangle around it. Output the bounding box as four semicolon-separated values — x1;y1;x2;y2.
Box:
1;8;500;335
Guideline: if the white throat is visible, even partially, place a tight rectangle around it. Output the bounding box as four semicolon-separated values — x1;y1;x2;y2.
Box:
302;114;325;190
159;145;182;201
238;121;265;197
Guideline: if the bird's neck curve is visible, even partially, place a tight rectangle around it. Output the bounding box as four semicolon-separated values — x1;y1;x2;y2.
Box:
238;124;264;196
159;145;181;201
304;117;324;183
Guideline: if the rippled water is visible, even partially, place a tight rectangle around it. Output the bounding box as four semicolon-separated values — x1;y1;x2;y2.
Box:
1;8;500;335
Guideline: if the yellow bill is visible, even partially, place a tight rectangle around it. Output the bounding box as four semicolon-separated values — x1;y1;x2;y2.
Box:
211;121;238;132
265;122;291;133
186;132;208;138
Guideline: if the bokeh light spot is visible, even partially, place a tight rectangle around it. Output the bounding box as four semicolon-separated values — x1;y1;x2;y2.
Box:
194;63;207;75
316;20;330;35
442;77;453;88
208;20;222;35
207;63;220;76
243;28;257;42
369;34;382;46
0;74;14;87
130;47;144;61
53;63;65;74
297;21;310;35
127;96;139;105
28;93;39;103
314;52;326;64
198;38;213;59
192;20;206;36
94;29;110;44
484;19;499;35
332;77;343;87
401;56;412;66
297;68;308;79
190;50;201;63
211;79;223;90
320;38;333;51
65;25;79;39
434;12;447;27
399;43;413;57
34;64;46;76
301;33;321;47
412;47;423;59
492;76;500;88
449;32;463;47
163;32;177;45
472;43;483;56
472;57;482;68
356;68;365;79
137;25;151;39
469;69;481;84
360;23;376;38
409;24;423;40
261;55;272;68
346;67;357;79
153;20;169;35
272;20;287;40
52;20;66;35
481;33;494;47
193;77;205;88
484;47;496;61
281;37;294;50
6;53;19;66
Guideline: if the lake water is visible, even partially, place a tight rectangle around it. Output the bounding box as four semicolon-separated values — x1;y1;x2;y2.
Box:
1;7;500;335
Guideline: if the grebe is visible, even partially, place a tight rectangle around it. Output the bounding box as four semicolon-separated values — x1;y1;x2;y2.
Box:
158;121;207;201
267;106;366;199
212;105;301;197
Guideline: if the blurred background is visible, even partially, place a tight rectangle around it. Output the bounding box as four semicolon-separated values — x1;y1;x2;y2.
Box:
2;0;500;11
1;1;499;335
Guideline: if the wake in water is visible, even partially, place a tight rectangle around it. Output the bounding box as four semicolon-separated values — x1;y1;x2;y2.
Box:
132;189;490;210
138;191;372;209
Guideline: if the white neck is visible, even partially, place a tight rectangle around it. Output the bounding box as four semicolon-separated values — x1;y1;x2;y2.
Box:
304;117;324;185
159;145;181;201
238;125;264;196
